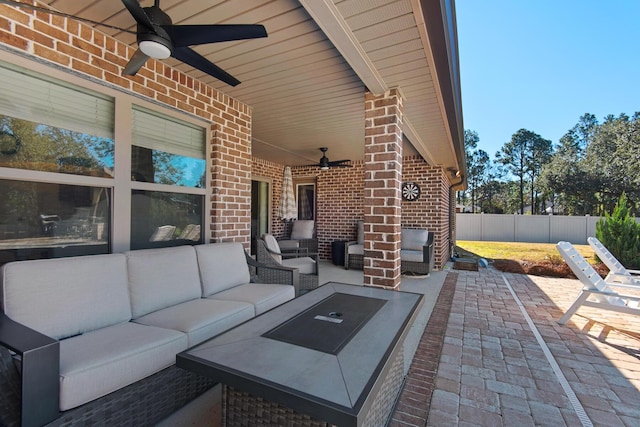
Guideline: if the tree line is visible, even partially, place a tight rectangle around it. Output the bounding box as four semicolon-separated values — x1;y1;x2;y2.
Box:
460;112;640;216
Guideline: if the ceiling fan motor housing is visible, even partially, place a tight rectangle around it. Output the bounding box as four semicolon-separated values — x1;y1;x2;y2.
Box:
137;6;173;58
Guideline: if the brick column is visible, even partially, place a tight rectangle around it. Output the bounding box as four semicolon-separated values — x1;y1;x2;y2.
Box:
209;98;253;247
363;89;404;289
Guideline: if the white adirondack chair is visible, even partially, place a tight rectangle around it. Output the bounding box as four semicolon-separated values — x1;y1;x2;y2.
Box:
556;241;640;324
587;236;640;285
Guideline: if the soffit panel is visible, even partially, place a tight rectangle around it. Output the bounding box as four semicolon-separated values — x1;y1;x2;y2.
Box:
37;0;456;168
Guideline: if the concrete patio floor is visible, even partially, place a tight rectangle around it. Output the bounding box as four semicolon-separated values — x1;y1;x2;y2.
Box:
161;261;640;426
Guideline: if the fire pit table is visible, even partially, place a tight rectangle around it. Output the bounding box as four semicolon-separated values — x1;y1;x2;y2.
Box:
177;282;423;427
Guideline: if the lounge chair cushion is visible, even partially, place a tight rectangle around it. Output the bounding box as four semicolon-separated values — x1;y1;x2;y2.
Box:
195;243;251;296
209;283;294;315
402;228;429;251
401;249;424;262
282;257;316;274
126;246;202;318
133;298;254;346
290;220;315;239
0;254;130;340
277;239;299;250
356;220;364;244
347;243;364;255
263;234;284;263
58;322;187;411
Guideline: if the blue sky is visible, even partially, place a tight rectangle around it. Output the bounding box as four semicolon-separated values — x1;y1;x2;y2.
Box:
456;0;640;157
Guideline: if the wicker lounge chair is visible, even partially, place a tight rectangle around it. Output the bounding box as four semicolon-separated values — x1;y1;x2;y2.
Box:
345;223;434;275
256;235;319;295
277;220;318;253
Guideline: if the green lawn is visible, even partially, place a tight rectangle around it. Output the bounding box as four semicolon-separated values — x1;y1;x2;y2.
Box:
455;240;599;265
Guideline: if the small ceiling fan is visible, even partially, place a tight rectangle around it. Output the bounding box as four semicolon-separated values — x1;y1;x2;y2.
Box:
1;0;267;86
307;147;352;170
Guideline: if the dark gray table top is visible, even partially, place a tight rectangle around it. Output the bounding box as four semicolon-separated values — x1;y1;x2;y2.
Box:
177;282;423;426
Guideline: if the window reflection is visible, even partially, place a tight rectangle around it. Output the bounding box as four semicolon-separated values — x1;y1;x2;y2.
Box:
130;190;203;250
131;145;205;187
0;179;110;265
0;115;114;177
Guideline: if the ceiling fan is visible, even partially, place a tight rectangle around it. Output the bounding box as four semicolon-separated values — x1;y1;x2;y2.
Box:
1;0;267;87
307;147;352;170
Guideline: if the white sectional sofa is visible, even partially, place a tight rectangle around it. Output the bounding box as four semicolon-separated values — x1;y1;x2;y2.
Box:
0;242;297;427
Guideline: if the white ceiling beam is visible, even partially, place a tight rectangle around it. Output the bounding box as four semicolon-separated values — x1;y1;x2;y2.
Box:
298;0;387;95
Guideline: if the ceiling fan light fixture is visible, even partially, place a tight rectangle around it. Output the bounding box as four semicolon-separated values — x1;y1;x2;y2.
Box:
139;40;171;59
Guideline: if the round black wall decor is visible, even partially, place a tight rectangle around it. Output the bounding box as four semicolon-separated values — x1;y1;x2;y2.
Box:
401;182;421;201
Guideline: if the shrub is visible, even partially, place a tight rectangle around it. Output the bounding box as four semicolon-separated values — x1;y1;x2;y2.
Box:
595;193;640;268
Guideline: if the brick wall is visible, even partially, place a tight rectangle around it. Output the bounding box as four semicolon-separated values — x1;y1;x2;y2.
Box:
0;3;252;245
260;157;451;271
401;156;451;269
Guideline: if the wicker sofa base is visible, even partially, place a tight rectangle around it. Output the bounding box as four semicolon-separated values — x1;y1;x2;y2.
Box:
0;346;217;427
221;346;405;427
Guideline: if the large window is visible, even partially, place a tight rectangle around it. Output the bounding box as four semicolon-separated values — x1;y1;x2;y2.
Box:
0;59;209;263
0;179;110;264
130;106;206;250
0;62;115;263
131;106;205;187
0;63;114;176
130;190;203;250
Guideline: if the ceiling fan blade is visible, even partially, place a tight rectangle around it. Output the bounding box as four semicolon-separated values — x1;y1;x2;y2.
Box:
172;46;240;87
330;163;353;168
121;0;154;30
123;48;149;76
164;24;267;48
329;160;352;165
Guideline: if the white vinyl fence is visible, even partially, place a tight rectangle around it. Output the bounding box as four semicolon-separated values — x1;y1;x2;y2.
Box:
455;214;617;244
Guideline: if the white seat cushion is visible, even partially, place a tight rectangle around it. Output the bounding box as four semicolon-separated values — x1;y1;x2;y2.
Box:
133;298;255;347
282;257;316;274
59;322;187;411
209;283;294;315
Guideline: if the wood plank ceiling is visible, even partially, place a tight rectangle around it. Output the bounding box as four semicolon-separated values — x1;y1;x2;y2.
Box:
37;0;461;170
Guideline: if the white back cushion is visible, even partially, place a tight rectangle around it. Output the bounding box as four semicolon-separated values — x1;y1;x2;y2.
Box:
126;246;202;318
262;234;283;263
402;228;429;251
1;254;130;340
290;220;315;239
195;243;251;296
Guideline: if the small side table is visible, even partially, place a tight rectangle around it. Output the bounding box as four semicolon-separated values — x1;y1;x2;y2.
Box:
331;240;348;266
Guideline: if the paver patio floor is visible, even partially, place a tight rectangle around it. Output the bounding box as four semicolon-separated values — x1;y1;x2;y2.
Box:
391;268;640;427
